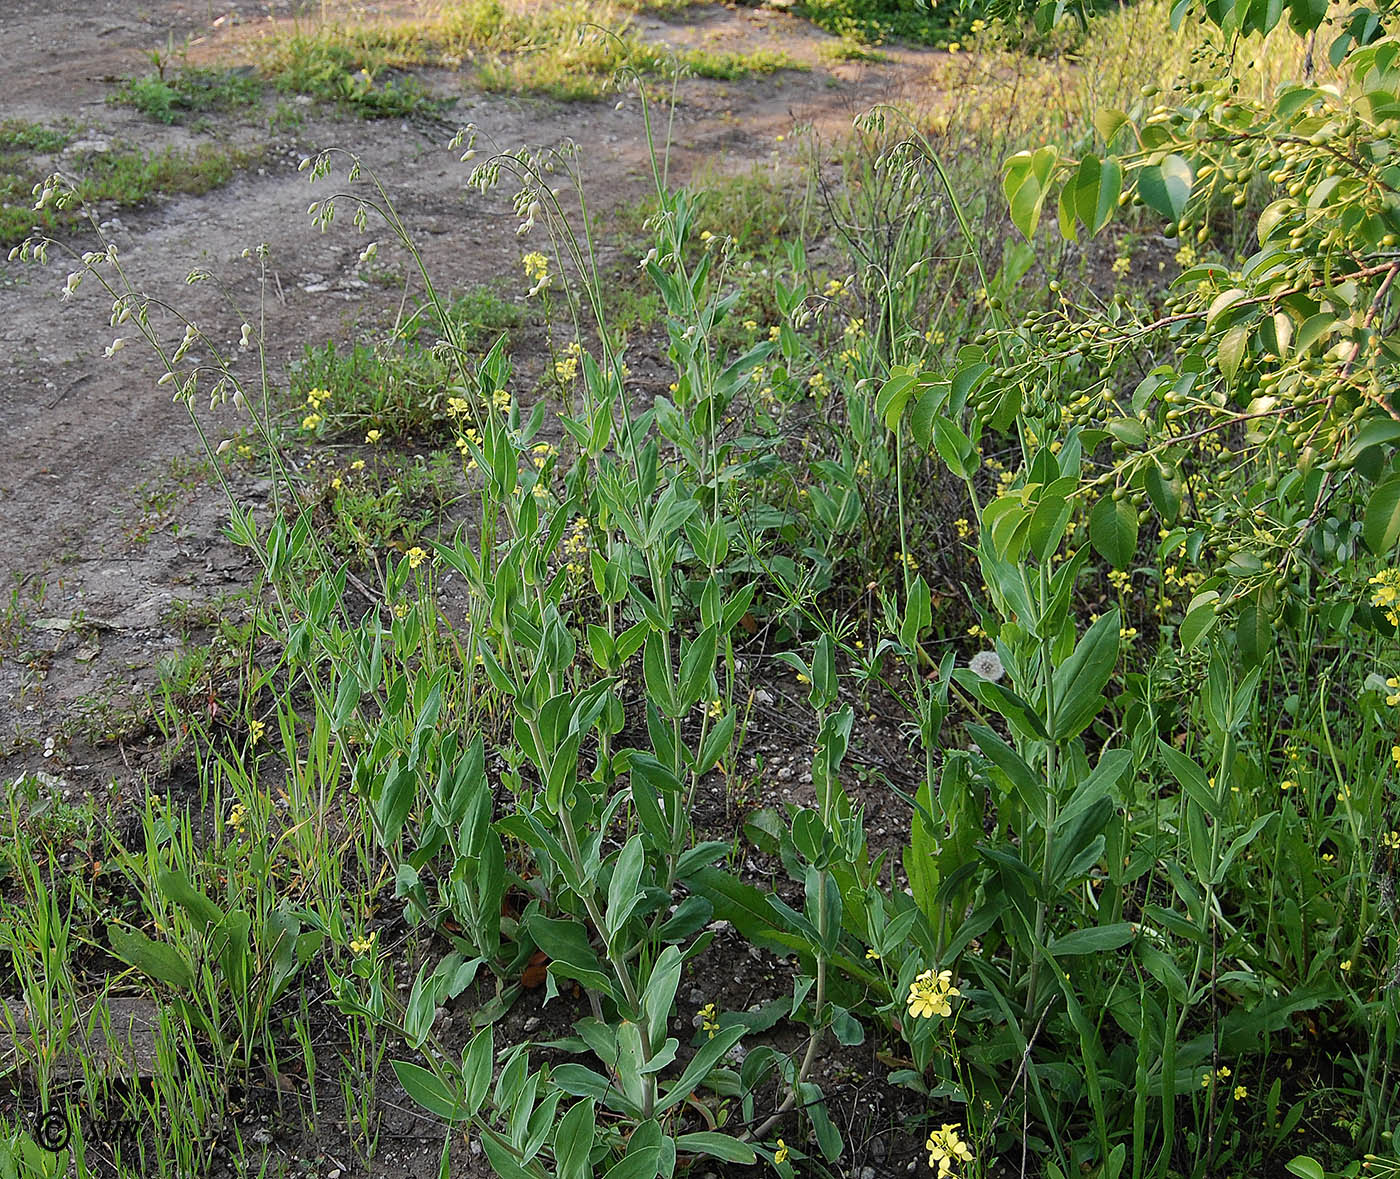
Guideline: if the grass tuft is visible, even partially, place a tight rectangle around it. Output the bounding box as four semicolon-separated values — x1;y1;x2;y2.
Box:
2;140;261;247
114;67;262;124
254;0;797;104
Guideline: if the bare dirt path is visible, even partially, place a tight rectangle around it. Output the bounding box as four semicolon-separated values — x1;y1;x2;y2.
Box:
0;0;938;784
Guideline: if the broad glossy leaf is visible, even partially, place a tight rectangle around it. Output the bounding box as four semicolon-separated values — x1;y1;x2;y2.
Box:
555;1100;597;1179
1089;496;1138;569
1137;154;1193;221
969;724;1046;826
1144;463;1182;524
1217;323;1249;381
1047;923;1135;955
157;868;223;932
392;1060;461;1122
1052;609;1121;740
674;1133;756;1164
1180;591;1220;650
1364;474;1400;553
462;1025;494;1118
525;915;615;998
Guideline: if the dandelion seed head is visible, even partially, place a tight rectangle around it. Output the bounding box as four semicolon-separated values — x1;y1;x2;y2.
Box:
969;650;1004;682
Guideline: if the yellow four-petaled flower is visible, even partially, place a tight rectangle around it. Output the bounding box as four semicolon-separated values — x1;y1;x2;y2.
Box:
925;1123;973;1177
907;968;960;1020
698;1002;719;1040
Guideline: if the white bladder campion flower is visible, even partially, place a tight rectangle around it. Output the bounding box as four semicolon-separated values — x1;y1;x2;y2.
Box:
969;650;1004;682
103;337;127;358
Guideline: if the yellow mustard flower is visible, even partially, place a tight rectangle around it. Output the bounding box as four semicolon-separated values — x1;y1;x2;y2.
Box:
925;1124;973;1177
907;968;960;1020
1371;569;1400;626
698;1002;720;1039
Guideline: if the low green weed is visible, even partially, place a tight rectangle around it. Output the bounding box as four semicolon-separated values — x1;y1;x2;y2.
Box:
474;34;794;100
293;450;458;570
290;338;443;439
0;121;71;154
398;282;522;350
677;46;796;80
0;856;87;1130
678;160;809;255
0;572;46;656
6;772;96;859
264;38;444;118
0;123;71;247
817;35;892;62
289;286;521;440
73;143;260;206
162;589;256;636
113;67;261;124
797;0;954;46
5;142;259;246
